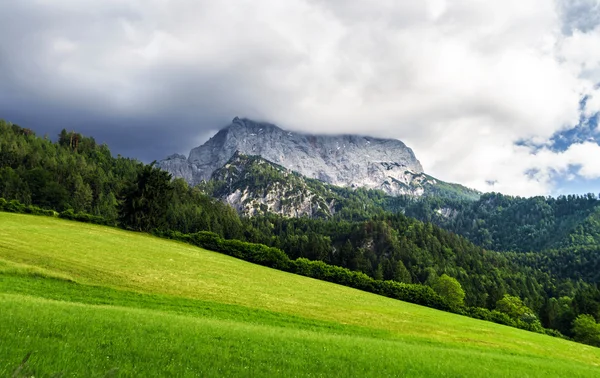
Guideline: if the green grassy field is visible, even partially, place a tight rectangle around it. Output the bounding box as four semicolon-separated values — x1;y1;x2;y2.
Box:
1;212;600;377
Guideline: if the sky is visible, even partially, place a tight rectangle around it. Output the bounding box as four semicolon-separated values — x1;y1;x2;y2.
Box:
1;0;600;197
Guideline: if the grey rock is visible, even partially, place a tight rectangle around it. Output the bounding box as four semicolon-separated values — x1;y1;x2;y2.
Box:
209;152;336;218
160;117;426;196
159;153;198;184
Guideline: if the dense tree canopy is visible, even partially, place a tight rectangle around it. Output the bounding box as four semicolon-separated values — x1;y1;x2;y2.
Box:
398;192;600;253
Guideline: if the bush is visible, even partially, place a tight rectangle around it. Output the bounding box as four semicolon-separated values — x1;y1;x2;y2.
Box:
379;280;451;311
464;307;517;327
5;199;26;213
465;306;493;320
0;198;56;217
59;209;115;226
495;294;532;320
291;258;377;292
156;230;291;271
543;328;567;339
489;310;517;327
431;274;465;308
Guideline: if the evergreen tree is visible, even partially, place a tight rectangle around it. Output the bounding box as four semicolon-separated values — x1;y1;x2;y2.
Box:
119;162;173;231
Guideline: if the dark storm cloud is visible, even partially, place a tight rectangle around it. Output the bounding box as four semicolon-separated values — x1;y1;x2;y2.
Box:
0;84;236;162
0;1;282;161
0;61;260;162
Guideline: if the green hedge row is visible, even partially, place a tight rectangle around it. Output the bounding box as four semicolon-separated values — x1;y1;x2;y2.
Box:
155;230;291;270
58;209;116;226
291;258;452;311
0;198;115;226
0;198;57;216
155;229;452;312
464;306;563;337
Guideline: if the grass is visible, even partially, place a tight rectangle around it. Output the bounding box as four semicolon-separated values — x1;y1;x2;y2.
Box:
1;212;600;377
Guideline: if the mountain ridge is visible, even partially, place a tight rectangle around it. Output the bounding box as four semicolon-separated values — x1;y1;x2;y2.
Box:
160;117;476;198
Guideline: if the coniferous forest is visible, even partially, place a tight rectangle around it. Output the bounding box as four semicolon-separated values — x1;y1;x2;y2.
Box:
3;119;600;345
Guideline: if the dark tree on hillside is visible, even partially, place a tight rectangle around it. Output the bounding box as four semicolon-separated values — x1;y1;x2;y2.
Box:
119;162;173;231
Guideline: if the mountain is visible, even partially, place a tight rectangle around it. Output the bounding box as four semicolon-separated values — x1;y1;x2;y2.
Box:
160;117;476;198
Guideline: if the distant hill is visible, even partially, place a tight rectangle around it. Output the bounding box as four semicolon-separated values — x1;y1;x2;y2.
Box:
196;148;600;254
401;192;600;252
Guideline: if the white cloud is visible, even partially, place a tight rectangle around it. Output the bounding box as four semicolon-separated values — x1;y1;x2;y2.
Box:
2;0;600;195
552;142;600;179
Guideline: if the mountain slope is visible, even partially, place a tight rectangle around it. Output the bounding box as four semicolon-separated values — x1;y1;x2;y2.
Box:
405;192;600;253
2;212;600;377
160;117;478;198
200;152;479;218
204;151;336;218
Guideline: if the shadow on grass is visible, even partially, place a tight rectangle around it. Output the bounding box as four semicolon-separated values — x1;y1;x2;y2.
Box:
11;351;119;378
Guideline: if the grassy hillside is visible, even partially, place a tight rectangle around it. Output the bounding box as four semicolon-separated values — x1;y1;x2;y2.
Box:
1;213;600;377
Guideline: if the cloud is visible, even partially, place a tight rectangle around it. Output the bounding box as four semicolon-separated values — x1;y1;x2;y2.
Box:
558;0;600;34
1;0;600;195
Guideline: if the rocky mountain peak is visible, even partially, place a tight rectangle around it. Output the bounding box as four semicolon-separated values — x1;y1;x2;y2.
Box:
159;117;428;196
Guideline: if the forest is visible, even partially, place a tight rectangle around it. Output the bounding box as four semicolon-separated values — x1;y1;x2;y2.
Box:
395;191;600;253
2;119;600;345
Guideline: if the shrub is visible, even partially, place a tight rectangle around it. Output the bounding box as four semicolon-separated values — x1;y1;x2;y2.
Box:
572;314;600;347
543;328;567;339
465;306;493;320
5;200;26;213
495;294;531;320
0;198;57;217
59;209;115;226
489;310;517;327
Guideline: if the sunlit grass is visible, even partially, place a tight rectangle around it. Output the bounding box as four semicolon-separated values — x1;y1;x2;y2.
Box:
1;212;600;377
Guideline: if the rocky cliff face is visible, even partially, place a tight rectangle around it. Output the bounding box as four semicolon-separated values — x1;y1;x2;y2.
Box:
207;152;335;218
160;117;427;196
